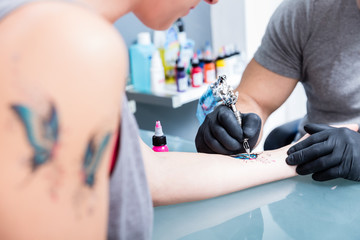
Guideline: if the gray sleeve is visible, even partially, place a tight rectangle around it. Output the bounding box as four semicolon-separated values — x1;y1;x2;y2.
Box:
254;0;314;80
108;96;153;240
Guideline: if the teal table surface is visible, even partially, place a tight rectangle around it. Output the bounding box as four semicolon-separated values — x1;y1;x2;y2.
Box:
139;130;360;240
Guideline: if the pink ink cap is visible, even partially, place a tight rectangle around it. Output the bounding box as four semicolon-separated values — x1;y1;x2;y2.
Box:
155;121;164;136
152;120;169;152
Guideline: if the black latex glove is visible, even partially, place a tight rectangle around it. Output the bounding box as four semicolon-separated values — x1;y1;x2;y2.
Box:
286;123;360;181
195;105;261;155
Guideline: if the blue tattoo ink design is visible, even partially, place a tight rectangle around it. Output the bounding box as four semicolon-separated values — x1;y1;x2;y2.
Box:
11;104;59;171
83;133;111;187
232;153;258;160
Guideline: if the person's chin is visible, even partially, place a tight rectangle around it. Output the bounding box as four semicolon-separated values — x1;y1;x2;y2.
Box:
144;22;171;31
141;18;176;31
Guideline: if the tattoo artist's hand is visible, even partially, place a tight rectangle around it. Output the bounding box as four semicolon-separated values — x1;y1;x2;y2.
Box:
286;123;360;181
195;105;261;155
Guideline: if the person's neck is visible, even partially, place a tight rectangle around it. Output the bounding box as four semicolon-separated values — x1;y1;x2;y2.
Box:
77;0;135;23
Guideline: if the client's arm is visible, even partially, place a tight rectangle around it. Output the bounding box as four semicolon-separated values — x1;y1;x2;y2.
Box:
144;124;359;206
141;140;297;206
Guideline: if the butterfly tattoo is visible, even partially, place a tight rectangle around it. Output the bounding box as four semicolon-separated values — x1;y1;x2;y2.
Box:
11;104;59;171
82;132;111;188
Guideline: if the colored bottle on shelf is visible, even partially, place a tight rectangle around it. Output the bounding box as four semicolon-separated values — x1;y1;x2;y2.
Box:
215;48;227;79
203;58;216;84
203;45;216;84
152;121;169;152
191;53;203;88
176;18;194;79
197;49;205;70
153;30;166;67
163;26;180;84
151;50;166;94
176;59;188;92
129;32;156;93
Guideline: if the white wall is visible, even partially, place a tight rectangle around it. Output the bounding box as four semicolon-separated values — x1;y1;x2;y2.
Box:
243;0;284;59
210;0;246;57
210;0;307;150
211;0;283;61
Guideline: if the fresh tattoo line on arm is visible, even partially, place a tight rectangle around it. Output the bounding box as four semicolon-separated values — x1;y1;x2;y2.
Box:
232;152;276;164
232;153;259;160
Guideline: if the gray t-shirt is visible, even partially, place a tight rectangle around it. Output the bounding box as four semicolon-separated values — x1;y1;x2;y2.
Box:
254;0;360;136
0;1;153;239
108;96;153;240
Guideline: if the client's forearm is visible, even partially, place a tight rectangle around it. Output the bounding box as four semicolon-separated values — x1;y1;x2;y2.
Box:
143;143;297;206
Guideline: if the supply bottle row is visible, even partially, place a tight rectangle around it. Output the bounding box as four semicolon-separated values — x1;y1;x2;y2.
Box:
129;18;246;95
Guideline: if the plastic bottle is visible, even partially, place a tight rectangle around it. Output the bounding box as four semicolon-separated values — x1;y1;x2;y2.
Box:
197;49;205;70
164;26;180;83
152;121;169;152
176;59;188;92
129;32;156;93
175;18;186;45
203;49;216;84
215;48;227;79
175;18;194;77
151;50;166;94
191;53;203;88
153;30;166;72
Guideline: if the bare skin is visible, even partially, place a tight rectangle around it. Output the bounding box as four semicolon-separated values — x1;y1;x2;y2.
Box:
142;139;297;206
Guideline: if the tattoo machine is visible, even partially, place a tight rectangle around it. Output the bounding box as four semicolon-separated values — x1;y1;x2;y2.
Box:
196;75;251;156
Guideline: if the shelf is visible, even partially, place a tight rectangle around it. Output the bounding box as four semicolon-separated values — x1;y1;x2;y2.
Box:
126;84;210;108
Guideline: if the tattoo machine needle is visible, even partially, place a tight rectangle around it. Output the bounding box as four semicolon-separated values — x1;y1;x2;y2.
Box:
231;101;251;157
212;75;251;157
